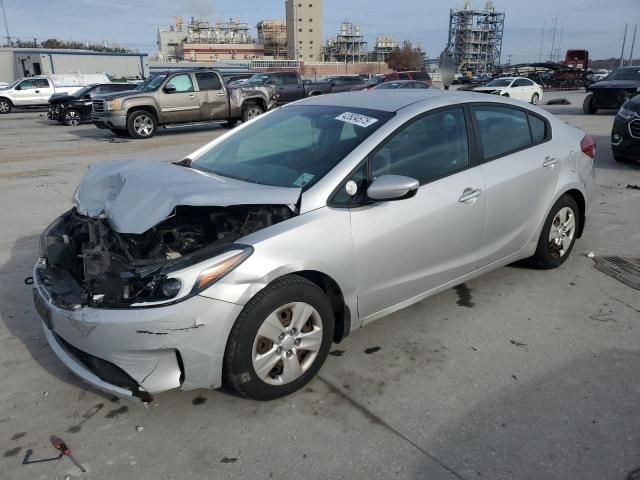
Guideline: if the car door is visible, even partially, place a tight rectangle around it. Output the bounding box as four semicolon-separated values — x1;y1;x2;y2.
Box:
36;78;54;103
511;79;531;101
283;73;304;100
471;104;563;265
343;106;486;321
12;79;39;106
195;72;230;121
159;73;200;123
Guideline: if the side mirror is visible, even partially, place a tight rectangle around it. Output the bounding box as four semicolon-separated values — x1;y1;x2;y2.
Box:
265;79;276;86
367;175;419;201
83;93;91;99
14;85;21;90
164;84;177;93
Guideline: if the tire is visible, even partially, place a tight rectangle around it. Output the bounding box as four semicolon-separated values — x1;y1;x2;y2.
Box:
613;152;630;163
62;109;82;126
127;110;157;139
583;92;598;114
531;93;540;105
527;195;580;269
223;275;335;400
0;98;12;114
241;103;264;123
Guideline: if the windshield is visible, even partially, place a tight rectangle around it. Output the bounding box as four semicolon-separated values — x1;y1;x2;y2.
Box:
375;82;402;90
192;105;394;190
247;74;270;85
606;68;640;81
72;85;94;97
486;79;512;87
135;74;167;91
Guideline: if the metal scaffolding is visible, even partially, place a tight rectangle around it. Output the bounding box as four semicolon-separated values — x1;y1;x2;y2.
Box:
322;22;368;63
447;0;504;74
372;36;397;62
257;21;287;59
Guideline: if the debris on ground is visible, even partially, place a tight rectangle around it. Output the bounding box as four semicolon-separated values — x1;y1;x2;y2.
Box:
587;252;596;258
135;426;144;432
220;457;238;463
626;184;640;190
328;350;345;357
50;436;86;473
545;98;571;105
364;346;381;354
510;340;528;348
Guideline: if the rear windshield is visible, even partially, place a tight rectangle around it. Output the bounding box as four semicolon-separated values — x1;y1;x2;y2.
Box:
193;105;394;190
606;68;640;81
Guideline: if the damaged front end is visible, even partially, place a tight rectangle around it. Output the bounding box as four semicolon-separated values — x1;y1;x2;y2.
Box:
38;204;295;310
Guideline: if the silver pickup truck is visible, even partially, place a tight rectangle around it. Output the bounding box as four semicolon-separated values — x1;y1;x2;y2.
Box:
91;70;276;139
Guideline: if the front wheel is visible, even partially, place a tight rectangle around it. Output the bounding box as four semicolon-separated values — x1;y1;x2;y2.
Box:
526;195;580;269
531;93;540;105
0;98;12;114
241;104;264;123
63;109;82;126
224;275;335;400
583;92;598;114
127;110;157;139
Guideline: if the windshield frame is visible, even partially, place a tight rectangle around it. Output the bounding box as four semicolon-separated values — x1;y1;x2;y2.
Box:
135;74;167;92
190;104;395;191
606;68;640;81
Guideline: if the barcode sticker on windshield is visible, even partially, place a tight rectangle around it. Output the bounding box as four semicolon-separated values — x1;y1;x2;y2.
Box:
335;112;379;128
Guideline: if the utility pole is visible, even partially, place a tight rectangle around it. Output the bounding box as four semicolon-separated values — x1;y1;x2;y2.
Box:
620;23;628;68
0;0;11;47
555;20;564;62
548;16;557;62
629;24;637;66
538;19;545;62
507;54;513;65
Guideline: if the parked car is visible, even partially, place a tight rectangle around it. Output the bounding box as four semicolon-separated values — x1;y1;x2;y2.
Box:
591;69;610;82
321;75;366;93
48;83;134;126
91;70;276;139
243;72;331;105
583;66;640;114
0;74;110;114
373;80;431;90
351;75;385;91
33;90;594;402
473;77;544;104
611;95;640;162
384;71;433;86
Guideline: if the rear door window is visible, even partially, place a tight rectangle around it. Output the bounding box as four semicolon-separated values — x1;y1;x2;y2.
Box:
35;79;50;88
195;72;222;91
528;114;548;144
513;79;533;87
398;72;411;80
473;105;532;160
284;73;299;85
411;71;427;80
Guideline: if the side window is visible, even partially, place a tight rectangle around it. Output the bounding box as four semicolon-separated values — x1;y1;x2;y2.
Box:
528;114;548;144
35;79;50;88
371;107;469;184
166;74;194;93
269;75;284;86
473;106;532;159
284;73;299;85
195;72;222;91
411;71;427;80
512;79;526;87
398;73;410;80
19;80;36;89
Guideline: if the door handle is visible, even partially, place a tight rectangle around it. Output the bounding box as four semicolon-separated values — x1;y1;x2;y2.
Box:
216;92;225;97
187;94;195;99
35;90;40;93
458;188;483;203
543;156;558;168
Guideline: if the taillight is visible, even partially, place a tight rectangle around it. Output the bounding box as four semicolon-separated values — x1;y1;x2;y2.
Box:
580;135;596;158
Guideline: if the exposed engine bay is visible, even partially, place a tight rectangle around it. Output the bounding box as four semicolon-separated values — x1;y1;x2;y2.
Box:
39;205;295;309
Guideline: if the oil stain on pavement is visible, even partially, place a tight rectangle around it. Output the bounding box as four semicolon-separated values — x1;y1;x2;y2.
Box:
454;283;475;307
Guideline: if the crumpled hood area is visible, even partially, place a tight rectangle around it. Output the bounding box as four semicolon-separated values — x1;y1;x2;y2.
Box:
73;160;302;234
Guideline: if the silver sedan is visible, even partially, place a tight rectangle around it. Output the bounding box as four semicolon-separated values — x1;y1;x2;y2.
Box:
33;90;595;402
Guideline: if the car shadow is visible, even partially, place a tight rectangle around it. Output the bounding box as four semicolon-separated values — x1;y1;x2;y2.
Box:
592;134;640;171
61;121;231;141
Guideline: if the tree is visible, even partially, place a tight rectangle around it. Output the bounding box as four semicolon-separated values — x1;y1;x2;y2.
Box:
386;41;425;71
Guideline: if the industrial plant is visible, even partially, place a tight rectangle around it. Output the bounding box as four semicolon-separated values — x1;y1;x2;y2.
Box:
322;22;368;63
447;0;505;74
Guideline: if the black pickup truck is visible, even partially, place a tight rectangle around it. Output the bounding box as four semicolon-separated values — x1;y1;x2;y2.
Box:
243;72;332;105
583;66;640;114
48;83;134;125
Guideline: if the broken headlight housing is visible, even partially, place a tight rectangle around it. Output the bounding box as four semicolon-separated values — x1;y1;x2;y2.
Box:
129;247;253;307
103;99;122;111
617;106;638;121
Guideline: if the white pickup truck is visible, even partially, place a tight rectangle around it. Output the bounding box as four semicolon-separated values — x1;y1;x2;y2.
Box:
0;74;110;114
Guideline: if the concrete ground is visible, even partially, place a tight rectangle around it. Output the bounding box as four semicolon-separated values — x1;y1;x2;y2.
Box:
1;92;639;480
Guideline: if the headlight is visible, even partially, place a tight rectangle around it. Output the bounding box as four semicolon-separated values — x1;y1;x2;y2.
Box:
617;106;637;120
132;247;253;306
104;99;122;111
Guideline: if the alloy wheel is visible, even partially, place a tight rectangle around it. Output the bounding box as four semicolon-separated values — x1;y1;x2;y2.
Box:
246;107;262;120
133;114;154;136
64;110;80;126
0;100;9;113
252;302;323;386
531;93;539;105
548;207;576;258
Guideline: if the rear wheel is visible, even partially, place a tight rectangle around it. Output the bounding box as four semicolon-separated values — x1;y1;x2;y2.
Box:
531;93;540;105
527;195;580;269
224;275;334;400
63;109;82;126
0;98;12;114
583;92;598;114
127;110;157;139
241;103;264;123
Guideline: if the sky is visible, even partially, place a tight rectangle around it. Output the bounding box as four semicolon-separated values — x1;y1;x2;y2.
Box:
2;0;639;63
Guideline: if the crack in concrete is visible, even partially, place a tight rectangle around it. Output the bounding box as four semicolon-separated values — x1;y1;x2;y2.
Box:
317;375;469;480
601;290;640;314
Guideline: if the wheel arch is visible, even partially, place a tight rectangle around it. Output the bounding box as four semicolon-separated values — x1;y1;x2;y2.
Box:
241;97;267;113
127;105;159;122
0;96;13;106
563;188;586;238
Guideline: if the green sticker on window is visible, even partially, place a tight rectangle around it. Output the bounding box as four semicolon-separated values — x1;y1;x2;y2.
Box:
293;173;315;187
